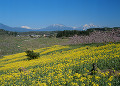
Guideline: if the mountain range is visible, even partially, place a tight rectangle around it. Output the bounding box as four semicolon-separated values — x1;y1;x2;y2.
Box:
0;23;101;32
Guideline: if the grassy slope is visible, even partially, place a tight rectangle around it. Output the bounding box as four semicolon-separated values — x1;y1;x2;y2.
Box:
0;42;120;86
0;35;68;57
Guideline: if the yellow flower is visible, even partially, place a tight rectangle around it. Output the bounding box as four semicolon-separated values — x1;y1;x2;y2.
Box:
92;82;99;86
101;72;106;77
0;43;120;86
81;83;85;86
108;83;112;86
108;76;114;81
74;73;81;78
95;75;100;81
71;82;79;86
79;77;86;82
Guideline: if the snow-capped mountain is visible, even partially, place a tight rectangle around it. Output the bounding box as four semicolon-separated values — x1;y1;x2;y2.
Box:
0;23;102;32
37;24;78;31
79;24;101;30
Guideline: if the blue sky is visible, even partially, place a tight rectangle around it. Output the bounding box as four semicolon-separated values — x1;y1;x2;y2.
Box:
0;0;120;28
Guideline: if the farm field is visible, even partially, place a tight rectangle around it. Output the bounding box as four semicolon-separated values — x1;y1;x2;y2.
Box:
0;35;68;57
0;42;120;86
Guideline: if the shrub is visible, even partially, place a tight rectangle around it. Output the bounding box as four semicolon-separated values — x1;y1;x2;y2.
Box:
25;50;40;60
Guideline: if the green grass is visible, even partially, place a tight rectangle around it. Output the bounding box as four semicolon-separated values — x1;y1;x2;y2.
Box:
0;35;68;57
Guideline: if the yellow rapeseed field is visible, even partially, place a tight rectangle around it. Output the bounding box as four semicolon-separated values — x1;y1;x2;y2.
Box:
0;43;120;86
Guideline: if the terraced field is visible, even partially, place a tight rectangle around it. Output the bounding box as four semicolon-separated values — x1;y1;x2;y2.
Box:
0;43;120;86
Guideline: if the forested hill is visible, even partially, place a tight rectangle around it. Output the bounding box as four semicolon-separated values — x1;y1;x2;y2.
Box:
56;27;120;38
0;29;17;36
88;27;120;31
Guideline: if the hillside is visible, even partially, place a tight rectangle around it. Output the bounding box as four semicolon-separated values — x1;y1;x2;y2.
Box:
0;36;68;57
69;28;120;44
0;29;8;35
0;43;120;85
0;29;17;36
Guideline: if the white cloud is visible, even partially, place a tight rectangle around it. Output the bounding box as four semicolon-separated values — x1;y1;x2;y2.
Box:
21;26;31;29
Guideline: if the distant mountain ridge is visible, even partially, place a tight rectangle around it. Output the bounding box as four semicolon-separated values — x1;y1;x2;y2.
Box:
0;23;101;32
37;24;79;31
0;23;33;32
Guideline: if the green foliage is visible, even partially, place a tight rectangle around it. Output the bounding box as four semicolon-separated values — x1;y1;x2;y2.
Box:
25;50;40;60
56;30;91;38
56;27;120;37
18;31;57;36
86;27;119;31
0;29;18;36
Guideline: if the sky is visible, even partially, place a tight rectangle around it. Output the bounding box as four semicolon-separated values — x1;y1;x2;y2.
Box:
0;0;120;29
